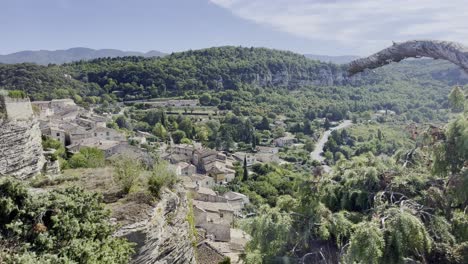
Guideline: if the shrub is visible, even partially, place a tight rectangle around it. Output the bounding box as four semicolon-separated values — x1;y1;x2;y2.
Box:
112;156;143;194
69;147;105;169
0;178;134;263
148;161;178;198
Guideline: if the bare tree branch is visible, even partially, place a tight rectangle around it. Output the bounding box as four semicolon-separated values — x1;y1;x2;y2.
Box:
347;40;468;75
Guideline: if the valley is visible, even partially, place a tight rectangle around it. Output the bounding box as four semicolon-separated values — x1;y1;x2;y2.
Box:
0;44;467;264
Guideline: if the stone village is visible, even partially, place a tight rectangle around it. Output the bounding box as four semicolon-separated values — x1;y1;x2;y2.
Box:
0;92;298;263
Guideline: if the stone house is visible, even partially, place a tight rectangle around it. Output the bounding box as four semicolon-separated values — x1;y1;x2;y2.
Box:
205;161;236;184
90;127;125;141
224;191;250;212
32;101;53;118
274;133;296;147
67;138;124;158
192;148;218;172
193;200;234;226
198;222;231;242
196;241;227;264
172;144;195;157
175;162;196;177
256;146;279;154
190;174;215;188
42;126;67;146
232;152;257;166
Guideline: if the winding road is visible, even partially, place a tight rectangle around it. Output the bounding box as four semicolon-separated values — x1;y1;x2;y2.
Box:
310;120;352;163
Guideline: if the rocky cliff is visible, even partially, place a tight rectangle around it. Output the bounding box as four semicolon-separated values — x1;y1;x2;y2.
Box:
115;186;197;264
0;118;45;179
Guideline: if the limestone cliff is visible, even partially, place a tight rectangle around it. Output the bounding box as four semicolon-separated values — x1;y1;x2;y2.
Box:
115;186;197;264
0;118;45;179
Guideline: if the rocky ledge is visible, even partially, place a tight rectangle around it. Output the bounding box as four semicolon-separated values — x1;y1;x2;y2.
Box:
0;119;45;179
115;186;197;264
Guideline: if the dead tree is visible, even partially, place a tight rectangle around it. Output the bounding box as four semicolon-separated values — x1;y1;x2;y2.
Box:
347;40;468;75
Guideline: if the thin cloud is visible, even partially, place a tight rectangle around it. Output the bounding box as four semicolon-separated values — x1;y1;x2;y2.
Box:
209;0;468;54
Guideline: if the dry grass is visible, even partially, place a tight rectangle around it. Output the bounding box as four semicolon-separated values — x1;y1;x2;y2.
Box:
29;166;156;226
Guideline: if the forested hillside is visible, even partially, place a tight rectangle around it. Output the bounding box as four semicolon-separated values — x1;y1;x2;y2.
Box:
0;46;466;125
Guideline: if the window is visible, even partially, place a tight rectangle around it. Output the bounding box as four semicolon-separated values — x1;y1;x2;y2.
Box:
220;213;224;218
106;132;110;136
94;133;97;137
56;133;60;137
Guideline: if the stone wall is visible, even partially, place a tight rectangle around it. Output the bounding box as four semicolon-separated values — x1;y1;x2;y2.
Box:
3;96;33;121
0;119;45;179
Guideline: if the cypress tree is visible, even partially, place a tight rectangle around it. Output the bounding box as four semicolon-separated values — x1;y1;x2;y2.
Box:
243;156;248;181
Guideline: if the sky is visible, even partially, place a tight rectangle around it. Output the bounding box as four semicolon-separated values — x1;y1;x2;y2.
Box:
1;0;467;56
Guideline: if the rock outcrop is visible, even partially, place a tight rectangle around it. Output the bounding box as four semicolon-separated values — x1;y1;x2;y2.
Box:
0;93;45;179
348;40;468;75
0;119;45;179
115;186;197;264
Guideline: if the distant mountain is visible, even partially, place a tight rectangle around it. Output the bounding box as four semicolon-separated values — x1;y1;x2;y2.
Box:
0;48;166;65
304;54;360;64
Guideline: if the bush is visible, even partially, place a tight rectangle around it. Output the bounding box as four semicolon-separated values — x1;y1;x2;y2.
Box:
148;161;178;198
0;178;134;263
69;147;105;169
112;156;143;194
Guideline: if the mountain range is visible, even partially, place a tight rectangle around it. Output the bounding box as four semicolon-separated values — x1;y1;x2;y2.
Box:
0;48;166;65
0;47;360;65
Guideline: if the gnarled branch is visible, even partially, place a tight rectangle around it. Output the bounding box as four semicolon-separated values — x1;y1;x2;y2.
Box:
347;40;468;75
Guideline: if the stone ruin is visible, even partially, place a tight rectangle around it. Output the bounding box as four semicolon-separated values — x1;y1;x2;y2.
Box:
0;91;45;179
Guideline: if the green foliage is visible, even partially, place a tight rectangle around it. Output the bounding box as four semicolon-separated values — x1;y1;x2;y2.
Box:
112;156;143;194
7;90;27;99
172;130;186;144
383;209;432;263
453;211;468;243
449;86;466;113
148;161;178;198
346;222;385;264
244;205;293;260
153;122;168;140
69;147;105;169
0;178;134;263
433;116;468;175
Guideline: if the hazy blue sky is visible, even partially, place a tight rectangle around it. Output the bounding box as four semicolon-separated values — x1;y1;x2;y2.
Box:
1;0;466;55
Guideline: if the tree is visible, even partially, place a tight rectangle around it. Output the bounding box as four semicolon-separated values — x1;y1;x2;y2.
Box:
0;178;134;263
346;222;385;264
243;156;249;181
383;209;432;263
377;129;383;141
172;130;186;144
69;147;105;168
148;161;178;198
200;93;212;106
324;118;331;130
115;115;132;130
244;205;293;260
153;122;167;140
178;117;193;138
304;140;315;152
448;86;465;113
257;116;270;130
112;156;143;194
